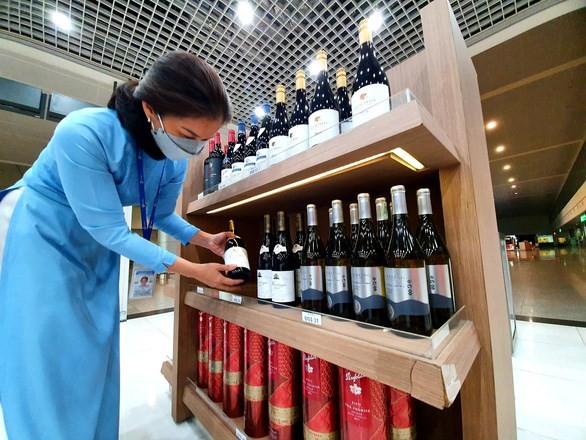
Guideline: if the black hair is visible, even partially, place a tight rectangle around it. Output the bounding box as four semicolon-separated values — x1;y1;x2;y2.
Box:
108;50;232;160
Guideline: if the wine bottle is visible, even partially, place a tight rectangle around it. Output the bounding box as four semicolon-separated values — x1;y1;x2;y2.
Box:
197;311;209;389
375;197;391;254
416;188;456;328
292;213;305;303
351;193;388;326
224;219;251;282
223;321;244;418
289;70;310;150
258;214;274;302
349;202;359;252
388;386;417;440
271;211;297;306
385;185;432;336
203;139;214;193
231;121;247;177
221;129;235;184
325;200;354;319
244;114;260;170
244;330;269;438
208;132;224;190
207;314;224;403
308;50;340;147
300;204;326;313
352;18;391;127
336;68;353;133
256;102;272;165
302;353;339;439
268;339;302;439
269;85;291;159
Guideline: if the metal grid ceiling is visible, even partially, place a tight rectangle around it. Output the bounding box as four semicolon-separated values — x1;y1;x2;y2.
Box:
0;0;544;122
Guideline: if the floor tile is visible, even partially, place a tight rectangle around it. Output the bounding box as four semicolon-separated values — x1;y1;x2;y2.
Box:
577;328;586;347
517;429;557;440
515;321;584;347
145;312;175;340
120;317;173;358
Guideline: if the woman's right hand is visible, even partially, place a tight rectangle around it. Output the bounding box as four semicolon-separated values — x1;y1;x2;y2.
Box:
194;263;243;292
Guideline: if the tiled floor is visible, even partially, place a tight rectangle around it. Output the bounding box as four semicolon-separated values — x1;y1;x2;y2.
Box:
119;312;586;440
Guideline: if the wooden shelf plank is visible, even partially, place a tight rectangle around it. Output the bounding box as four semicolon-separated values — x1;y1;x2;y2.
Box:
161;360;173;385
187;99;460;216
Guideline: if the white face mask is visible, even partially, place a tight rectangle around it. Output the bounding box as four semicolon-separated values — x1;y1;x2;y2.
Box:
150;113;207;160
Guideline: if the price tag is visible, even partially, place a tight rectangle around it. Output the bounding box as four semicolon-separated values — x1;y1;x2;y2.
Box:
231;294;243;304
235;429;247;440
197;192;204;200
218;291;243;305
301;311;322;326
196;287;204;294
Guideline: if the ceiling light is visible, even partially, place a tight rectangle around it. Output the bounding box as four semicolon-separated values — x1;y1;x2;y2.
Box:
236;1;254;25
368;11;384;33
511;185;517;189
390;148;425;171
486;120;497;130
503;164;511;170
254;106;265;118
508;177;515;182
495;145;506;153
51;11;72;32
515;192;518;195
309;60;320;77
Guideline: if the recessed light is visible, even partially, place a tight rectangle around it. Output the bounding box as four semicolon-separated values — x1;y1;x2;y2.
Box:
236;1;254;25
51;11;72;32
503;164;511;170
511;185;517;189
495;145;506;153
486;120;498;130
515;192;518;195
508;177;515;182
368;11;384;32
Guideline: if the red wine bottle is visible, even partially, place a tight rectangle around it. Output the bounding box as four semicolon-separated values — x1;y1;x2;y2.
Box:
256;102;272;165
302;354;339;439
385;185;432;336
208;132;224;190
375;197;391;254
301;204;326;313
272;211;297;307
388;386;417;440
224;219;251;282
416;188;456;328
203;139;214;193
308;50;340;147
336;68;353;133
244;330;269;438
289;70;310;149
293;213;305;303
223;322;244;418
197;311;209;389
349;202;359;252
269;85;290;158
244;114;260;170
352;18;391;127
231;120;247;177
207;314;224;403
221;129;235;184
258;214;274;302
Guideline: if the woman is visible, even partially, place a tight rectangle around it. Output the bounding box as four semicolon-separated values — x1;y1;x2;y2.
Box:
0;51;242;439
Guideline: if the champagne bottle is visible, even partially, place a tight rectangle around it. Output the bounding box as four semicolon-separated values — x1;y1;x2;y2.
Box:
325;200;354;319
244;114;260;170
223;322;244;418
416;188;456;328
272;211;297;306
257;214;274;302
269;85;290;158
385;185;432;336
231;121;246;177
351;193;388;326
349;202;359;252
224;220;251;282
336;68;353;133
203;139;214;193
352;18;391;127
293;213;305;303
221;129;235;184
289;70;310;149
301;204;326;312
375;197;391;254
256;102;272;165
308;50;340;147
244;330;269;438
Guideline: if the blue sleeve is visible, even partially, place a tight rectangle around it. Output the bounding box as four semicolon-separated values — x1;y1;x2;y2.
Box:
152;165;199;245
52;116;177;272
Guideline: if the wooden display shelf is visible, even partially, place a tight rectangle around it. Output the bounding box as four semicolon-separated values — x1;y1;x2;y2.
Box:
187;98;460;216
184;288;480;410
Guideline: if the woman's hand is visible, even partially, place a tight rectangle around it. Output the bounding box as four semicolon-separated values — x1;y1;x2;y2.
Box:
194;263;243;292
190;230;235;257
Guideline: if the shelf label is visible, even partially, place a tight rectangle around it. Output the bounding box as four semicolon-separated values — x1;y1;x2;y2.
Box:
235;429;247;440
197;192;204;200
219;291;243;304
196;287;204;294
301;311;322;326
231;294;243;304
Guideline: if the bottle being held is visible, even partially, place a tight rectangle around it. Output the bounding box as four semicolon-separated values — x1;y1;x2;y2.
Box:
300;204;326;313
244;114;260;170
375;197;391;254
336;68;353;133
292;213;305;303
289;70;310;150
416;188;456;328
203;139;214;193
224;220;251;282
325;200;354;319
352;19;391;127
308;50;340;147
231;121;247;177
385;185;432;336
208;132;224;191
221;129;235;184
255;102;272;166
258;214;274;302
269;85;290;159
351;193;388;326
349;203;359;252
271;211;297;307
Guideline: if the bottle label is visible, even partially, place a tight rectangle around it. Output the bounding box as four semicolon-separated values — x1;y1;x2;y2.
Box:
300;265;325;301
257;127;266;139
295;268;302;299
325;265;352;308
427;264;454;309
269;135;291;157
308;109;340;147
256;148;270;164
289;124;310;149
221;168;232;183
257;269;272;300
292;244;303;254
352;84;391;127
224;247;250;270
274;244;288;254
260;245;270;254
384;267;430;318
231;161;244;175
351;266;386;314
244;155;257;168
272;270;295;303
208;157;223;187
341;120;353;133
246;136;255;146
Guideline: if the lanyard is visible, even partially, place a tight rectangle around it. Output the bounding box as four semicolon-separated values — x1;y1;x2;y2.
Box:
136;148;167;241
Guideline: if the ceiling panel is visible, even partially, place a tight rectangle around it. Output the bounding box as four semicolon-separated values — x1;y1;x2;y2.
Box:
492;174;566;201
495;192;558;217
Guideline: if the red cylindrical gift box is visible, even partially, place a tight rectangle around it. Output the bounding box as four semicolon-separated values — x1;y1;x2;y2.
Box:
244;330;269;438
207;314;224;402
197;311;209;389
268;339;302;440
339;368;389;440
223;321;244;418
389;387;417;440
302;353;339;440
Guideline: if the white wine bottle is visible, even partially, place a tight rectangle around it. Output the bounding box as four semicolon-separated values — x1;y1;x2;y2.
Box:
257;214;274;302
300;204;326;313
272;211;297;307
